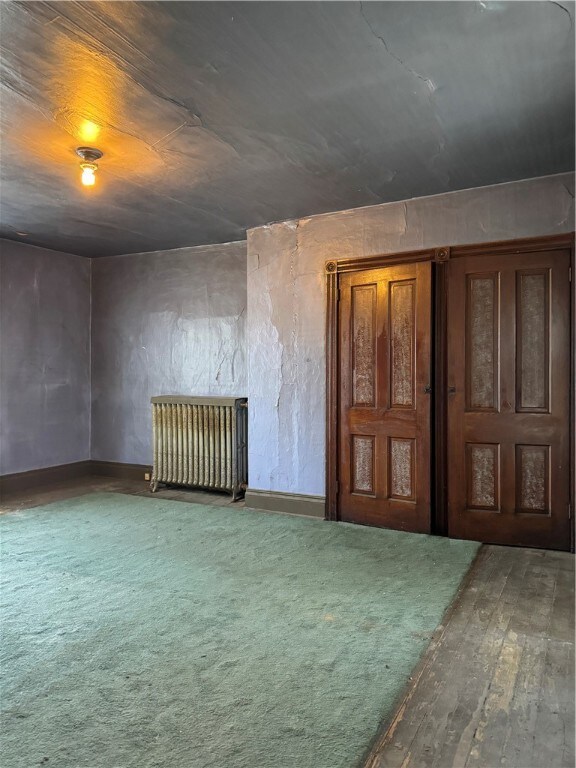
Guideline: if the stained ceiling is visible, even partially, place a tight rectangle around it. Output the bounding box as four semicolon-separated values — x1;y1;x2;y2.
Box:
0;1;574;257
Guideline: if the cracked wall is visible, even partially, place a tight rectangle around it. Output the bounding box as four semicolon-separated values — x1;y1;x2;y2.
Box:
91;241;247;464
246;172;575;497
0;240;91;474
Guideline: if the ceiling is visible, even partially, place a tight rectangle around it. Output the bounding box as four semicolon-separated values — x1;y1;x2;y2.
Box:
1;1;574;258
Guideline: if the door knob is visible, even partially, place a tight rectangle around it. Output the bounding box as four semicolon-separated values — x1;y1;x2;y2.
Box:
424;385;432;394
448;386;456;394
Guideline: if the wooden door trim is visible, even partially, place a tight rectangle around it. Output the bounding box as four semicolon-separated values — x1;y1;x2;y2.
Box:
450;232;574;259
326;233;574;548
326;263;339;520
571;238;575;552
433;261;449;535
326;246;448;276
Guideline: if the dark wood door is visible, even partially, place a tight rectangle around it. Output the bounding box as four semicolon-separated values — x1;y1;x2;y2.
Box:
339;262;432;532
447;249;571;550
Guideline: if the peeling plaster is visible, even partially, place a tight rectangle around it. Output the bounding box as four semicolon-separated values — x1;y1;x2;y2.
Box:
91;240;247;464
247;173;575;497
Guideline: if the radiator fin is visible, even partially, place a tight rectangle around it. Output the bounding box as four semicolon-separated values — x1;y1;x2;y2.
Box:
150;396;247;499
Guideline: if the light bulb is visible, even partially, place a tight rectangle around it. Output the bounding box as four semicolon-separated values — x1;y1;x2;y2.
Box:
76;147;103;188
81;163;97;187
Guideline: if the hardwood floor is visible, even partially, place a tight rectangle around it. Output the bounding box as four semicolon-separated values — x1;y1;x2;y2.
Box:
365;545;575;768
1;476;574;768
0;473;245;514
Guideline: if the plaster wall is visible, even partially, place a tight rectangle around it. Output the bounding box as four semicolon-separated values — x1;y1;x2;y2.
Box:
0;240;91;474
246;172;575;497
91;241;247;465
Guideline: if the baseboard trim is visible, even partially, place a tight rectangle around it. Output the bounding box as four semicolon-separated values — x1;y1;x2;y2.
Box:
245;488;326;518
89;461;151;482
1;467;325;516
0;460;92;495
0;460;152;496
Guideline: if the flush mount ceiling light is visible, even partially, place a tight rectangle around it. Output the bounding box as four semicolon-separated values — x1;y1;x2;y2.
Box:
75;146;103;187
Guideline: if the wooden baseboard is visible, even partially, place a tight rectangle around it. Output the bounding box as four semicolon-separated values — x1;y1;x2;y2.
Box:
0;460;92;495
1;467;322;516
89;461;151;482
245;488;326;518
0;460;152;496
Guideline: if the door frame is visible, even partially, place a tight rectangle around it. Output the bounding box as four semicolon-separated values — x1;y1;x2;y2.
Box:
325;233;575;551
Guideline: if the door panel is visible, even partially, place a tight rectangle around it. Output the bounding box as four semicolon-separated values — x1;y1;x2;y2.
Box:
339;262;431;532
447;250;571;550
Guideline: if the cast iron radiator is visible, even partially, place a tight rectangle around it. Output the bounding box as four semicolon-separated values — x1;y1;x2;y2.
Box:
150;395;248;500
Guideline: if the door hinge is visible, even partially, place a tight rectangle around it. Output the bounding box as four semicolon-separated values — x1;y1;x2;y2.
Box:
335;480;339;493
569;267;572;282
569;503;572;520
337;288;342;301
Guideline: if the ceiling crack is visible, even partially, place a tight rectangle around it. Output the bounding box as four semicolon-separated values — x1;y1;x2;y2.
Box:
150;121;189;149
549;1;574;29
359;2;436;93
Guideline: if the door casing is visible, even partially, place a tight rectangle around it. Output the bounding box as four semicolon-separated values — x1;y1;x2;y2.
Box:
325;233;575;551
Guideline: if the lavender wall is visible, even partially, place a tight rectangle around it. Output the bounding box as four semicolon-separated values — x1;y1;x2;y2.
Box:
0;240;91;474
90;241;247;465
246;172;575;497
2;172;572;484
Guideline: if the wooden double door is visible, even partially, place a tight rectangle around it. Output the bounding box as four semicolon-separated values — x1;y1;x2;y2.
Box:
333;238;573;551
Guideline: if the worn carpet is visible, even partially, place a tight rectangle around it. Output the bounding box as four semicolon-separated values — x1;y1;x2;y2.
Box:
1;492;479;768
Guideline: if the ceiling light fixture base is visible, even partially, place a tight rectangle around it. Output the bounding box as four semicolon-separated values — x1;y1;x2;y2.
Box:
75;147;103;162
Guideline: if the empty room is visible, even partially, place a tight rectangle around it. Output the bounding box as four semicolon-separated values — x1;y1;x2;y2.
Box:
0;2;574;767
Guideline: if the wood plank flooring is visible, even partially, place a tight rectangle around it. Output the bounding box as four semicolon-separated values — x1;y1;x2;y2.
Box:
1;475;574;768
365;545;575;768
0;473;244;514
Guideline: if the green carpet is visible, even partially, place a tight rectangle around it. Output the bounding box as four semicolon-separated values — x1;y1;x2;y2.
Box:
1;492;479;768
